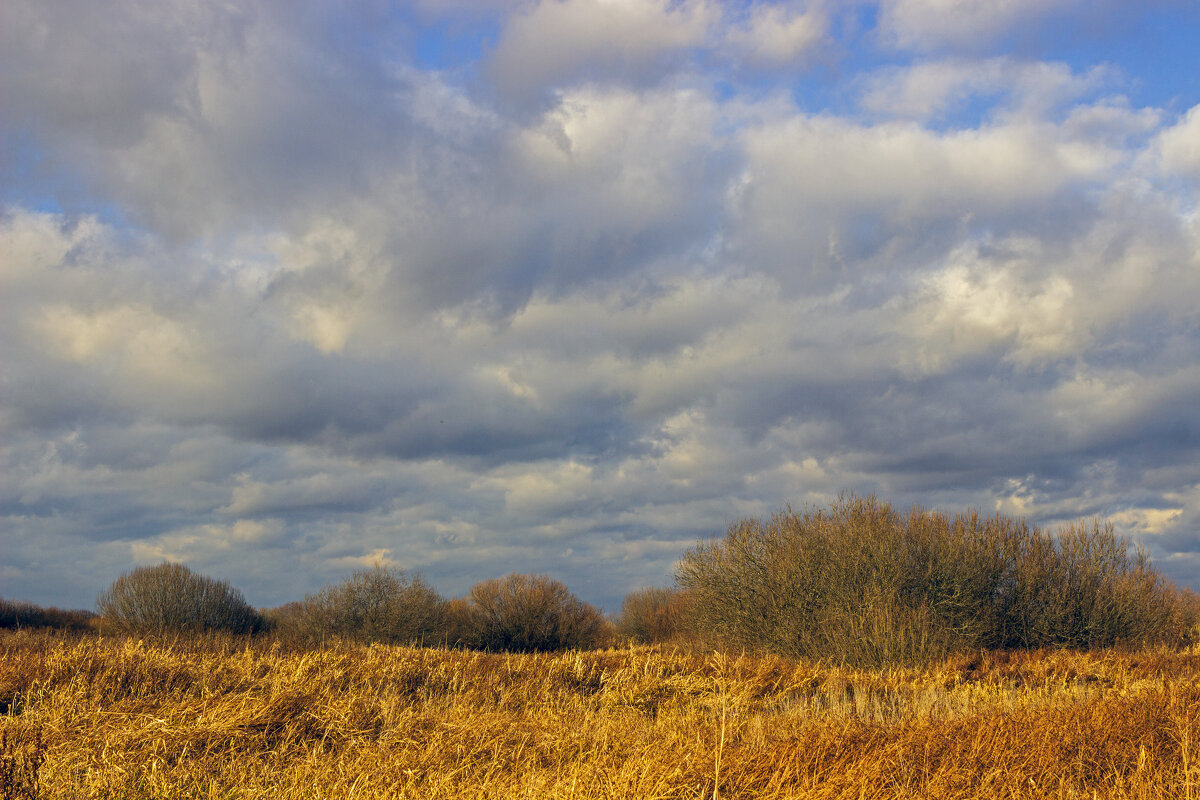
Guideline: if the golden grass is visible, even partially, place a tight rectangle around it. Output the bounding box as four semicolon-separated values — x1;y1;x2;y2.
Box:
3;632;1199;799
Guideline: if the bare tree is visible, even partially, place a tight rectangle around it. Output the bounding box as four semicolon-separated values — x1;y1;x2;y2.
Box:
97;562;262;635
466;573;608;652
266;565;446;646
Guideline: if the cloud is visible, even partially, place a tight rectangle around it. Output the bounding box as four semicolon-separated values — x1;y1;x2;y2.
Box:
487;0;715;108
723;3;827;68
877;0;1081;52
1156;104;1200;181
732;110;1127;289
2;0;1199;612
859;58;1112;121
902;255;1080;371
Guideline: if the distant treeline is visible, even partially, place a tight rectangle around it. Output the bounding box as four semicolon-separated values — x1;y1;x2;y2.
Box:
0;597;96;632
7;495;1199;666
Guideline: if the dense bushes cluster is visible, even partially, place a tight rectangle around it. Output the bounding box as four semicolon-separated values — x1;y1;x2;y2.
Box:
9;495;1195;663
677;494;1200;666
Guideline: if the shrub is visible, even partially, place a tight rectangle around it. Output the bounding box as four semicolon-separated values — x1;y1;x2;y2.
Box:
439;597;480;648
267;566;446;646
676;494;1198;666
617;587;691;644
465;573;608;652
96;562;263;636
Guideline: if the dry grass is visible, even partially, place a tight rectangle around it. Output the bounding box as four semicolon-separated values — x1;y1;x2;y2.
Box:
3;631;1200;799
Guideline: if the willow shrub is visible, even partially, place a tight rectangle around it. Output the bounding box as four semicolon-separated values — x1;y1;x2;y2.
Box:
97;562;263;636
676;494;1198;667
267;565;446;646
464;573;609;653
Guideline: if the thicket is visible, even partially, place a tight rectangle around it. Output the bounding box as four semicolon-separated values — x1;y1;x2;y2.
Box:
676;494;1200;666
265;566;446;646
96;562;263;636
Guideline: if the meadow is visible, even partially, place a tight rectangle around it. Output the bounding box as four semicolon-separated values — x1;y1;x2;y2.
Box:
3;631;1199;799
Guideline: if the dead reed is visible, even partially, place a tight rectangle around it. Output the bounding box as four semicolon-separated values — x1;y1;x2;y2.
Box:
2;631;1199;798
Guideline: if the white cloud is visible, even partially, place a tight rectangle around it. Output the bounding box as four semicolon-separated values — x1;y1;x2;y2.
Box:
860;58;1110;121
902;251;1080;372
488;0;715;104
129;519;286;564
724;3;826;67
878;0;1080;52
734;111;1122;285
1157;105;1200;181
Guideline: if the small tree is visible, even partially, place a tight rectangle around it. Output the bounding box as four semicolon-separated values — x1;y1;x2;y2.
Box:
467;573;607;652
268;565;446;646
97;562;262;636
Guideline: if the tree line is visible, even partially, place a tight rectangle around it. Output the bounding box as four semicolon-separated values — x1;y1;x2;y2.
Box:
5;495;1198;665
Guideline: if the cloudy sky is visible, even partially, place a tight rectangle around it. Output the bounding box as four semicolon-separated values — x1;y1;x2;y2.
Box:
3;0;1199;613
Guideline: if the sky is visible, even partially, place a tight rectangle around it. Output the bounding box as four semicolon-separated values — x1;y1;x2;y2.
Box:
2;0;1200;614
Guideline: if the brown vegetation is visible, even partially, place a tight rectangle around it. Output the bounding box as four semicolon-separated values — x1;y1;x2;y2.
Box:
465;572;609;652
2;631;1199;798
617;586;692;644
96;562;263;636
263;566;446;647
0;598;95;634
677;494;1200;666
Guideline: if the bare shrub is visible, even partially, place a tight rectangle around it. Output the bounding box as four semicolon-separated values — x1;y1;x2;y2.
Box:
96;562;262;636
466;574;608;652
617;587;691;644
267;566;445;646
677;494;1199;666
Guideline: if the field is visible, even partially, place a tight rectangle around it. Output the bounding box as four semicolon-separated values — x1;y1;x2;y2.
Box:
2;632;1199;799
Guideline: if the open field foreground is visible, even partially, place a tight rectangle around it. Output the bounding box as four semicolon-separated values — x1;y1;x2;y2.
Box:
2;633;1200;799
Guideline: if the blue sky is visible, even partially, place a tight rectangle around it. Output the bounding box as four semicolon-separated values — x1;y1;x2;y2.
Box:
2;0;1199;613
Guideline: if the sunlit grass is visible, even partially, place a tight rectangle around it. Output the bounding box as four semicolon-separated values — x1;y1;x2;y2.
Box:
3;631;1199;798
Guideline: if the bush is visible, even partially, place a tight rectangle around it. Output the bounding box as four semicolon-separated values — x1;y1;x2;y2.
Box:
96;562;263;636
676;494;1198;666
617;587;691;644
439;597;480;648
464;573;608;652
266;566;446;646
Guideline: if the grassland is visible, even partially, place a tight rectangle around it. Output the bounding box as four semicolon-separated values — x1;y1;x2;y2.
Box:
3;633;1200;798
